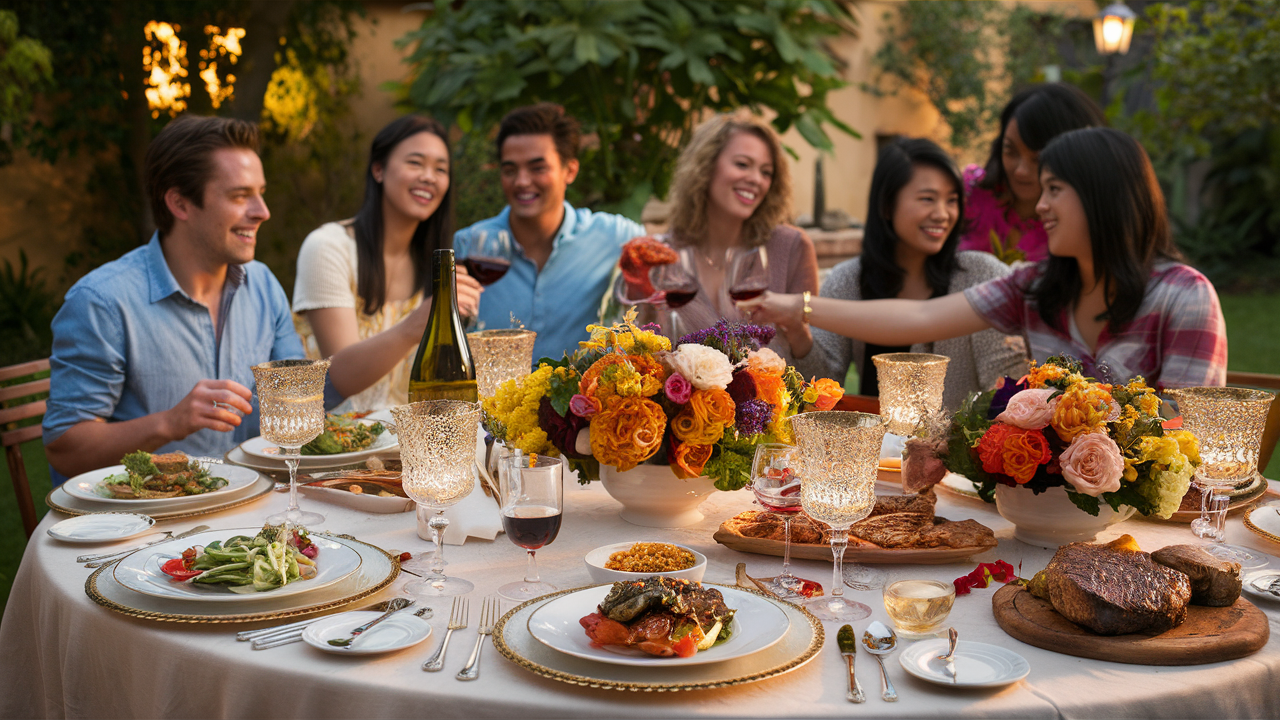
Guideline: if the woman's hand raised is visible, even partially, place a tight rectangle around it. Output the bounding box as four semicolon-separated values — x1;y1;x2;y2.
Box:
736;291;804;327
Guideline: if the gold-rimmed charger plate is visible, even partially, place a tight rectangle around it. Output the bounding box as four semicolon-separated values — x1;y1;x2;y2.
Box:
492;583;823;692
47;475;275;522
1243;503;1280;545
1159;474;1272;524
85;533;399;624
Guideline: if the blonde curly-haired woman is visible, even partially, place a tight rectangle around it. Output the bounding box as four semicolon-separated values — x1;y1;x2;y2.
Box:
654;111;819;362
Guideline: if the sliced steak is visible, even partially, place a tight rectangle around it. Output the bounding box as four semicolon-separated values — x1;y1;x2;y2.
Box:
1151;544;1242;607
869;492;937;517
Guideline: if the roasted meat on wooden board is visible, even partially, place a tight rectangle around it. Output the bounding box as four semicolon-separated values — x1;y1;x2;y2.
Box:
1150;544;1242;607
580;577;736;658
1028;536;1191;635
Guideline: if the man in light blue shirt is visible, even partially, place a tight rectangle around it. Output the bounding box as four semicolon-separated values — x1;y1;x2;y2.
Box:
455;103;645;361
43;116;342;482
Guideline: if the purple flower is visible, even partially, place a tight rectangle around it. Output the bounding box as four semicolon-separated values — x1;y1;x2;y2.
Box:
664;372;693;404
637;322;663;334
987;376;1028;420
569;393;600;418
678;319;777;364
726;369;758;405
735;399;773;436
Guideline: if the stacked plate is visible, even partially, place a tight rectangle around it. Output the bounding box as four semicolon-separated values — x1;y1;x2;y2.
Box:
48;463;273;522
86;528;400;623
227;410;399;474
493;583;823;691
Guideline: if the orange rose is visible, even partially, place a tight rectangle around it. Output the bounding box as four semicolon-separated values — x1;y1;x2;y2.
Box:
1001;428;1052;483
589;396;667;471
809;377;842;411
1050;383;1113;442
672;389;735;445
671;442;713;479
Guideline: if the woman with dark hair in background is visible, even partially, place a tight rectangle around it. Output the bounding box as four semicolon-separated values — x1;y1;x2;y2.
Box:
293;115;483;411
744;128;1227;391
795;138;1025;410
960;83;1107;264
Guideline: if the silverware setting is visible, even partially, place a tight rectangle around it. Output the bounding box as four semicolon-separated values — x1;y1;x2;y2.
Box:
327;598;415;647
937;627;958;684
79;524;211;566
423;596;469;671
456;597;500;681
249;604;433;650
835;624;865;704
863;621;900;702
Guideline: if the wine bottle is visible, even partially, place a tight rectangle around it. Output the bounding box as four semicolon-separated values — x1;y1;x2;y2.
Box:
408;249;478;402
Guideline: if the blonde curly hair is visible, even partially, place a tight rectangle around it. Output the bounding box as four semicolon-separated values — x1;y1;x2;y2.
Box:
667;110;793;248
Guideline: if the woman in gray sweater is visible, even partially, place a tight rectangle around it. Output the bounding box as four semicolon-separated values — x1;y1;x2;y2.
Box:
794;138;1026;410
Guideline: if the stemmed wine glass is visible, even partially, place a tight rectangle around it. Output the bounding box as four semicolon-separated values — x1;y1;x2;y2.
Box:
790;411;887;621
252;359;330;527
497;450;564;601
391;399;481;597
750;443;806;596
648;246;699;340
726;245;769;320
457;229;514;329
1166;387;1274;569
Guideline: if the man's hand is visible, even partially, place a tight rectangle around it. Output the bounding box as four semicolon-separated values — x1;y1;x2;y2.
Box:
162;379;254;439
456;266;484;318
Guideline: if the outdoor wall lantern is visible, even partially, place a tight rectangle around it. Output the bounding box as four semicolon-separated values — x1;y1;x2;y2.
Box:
1094;2;1137;55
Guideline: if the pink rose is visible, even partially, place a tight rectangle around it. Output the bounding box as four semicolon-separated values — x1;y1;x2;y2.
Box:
995;388;1058;430
1059;431;1124;497
569;394;600;418
664;372;693;404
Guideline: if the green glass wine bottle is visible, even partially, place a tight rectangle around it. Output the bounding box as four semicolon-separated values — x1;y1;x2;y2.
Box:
408;249;477;403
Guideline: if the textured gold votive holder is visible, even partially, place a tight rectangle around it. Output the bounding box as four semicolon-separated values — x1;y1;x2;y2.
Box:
789;411;887;528
872;352;950;436
1166;386;1274;489
251;359;330;448
468;329;538;400
390;400;480;507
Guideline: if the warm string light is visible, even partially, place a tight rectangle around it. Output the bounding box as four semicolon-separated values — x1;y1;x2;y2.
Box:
143;21;189;117
198;25;244;109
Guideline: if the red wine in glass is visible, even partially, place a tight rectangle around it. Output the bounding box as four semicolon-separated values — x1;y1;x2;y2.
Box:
501;505;562;549
729;283;769;303
462;256;511;286
662;286;699;309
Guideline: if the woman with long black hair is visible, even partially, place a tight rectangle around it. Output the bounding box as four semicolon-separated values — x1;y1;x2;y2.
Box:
293;115;483;411
744;128;1227;390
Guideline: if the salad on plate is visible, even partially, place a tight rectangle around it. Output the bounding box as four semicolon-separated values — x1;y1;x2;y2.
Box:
100;451;228;499
301;413;387;456
160;525;318;593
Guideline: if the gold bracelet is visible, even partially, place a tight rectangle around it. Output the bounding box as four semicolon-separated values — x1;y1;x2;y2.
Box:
802;291;812;325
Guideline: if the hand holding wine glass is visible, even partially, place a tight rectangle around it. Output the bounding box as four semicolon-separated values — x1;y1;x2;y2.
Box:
497;451;564;601
726;246;769;317
648;246;699;339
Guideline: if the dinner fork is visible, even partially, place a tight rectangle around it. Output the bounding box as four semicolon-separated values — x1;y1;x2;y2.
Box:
456;597;499;681
423;596;468;672
78;524;211;565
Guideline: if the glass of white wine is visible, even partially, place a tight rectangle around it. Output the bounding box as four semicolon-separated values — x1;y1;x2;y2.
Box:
883;579;955;638
252;359;330;527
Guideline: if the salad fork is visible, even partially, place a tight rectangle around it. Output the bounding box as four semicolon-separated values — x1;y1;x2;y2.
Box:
423;596;468;672
456;597;499;681
79;524;210;566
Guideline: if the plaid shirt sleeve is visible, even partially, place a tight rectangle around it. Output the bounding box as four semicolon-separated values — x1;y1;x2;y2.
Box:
963;263;1041;336
1152;265;1229;388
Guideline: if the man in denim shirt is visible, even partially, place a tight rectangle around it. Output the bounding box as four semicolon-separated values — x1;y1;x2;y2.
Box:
43;116;342;482
454;104;645;361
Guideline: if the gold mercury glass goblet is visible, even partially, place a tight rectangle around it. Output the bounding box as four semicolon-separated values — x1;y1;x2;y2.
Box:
253;359;330;528
392;399;481;597
790;411;888;621
1166;386;1275;568
467;329;537;400
871;352;950;437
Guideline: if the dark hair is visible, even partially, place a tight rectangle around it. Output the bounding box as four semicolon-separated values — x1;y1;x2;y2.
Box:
859;138;965;301
979;83;1106;194
495;103;580;164
145;115;260;235
1032;127;1182;332
352;115;455;314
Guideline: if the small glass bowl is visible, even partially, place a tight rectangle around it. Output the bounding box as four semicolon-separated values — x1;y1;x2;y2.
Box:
882;579;956;638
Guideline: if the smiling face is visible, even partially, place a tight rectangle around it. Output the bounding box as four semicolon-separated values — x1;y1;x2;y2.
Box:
1037;168;1091;261
173;147;270;266
1001;118;1041;207
707;130;774;224
890;164;959;263
374;130;450;225
499;133;579;222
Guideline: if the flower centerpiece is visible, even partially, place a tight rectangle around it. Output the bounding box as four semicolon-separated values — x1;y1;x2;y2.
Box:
481;311;841;522
931;356;1200;544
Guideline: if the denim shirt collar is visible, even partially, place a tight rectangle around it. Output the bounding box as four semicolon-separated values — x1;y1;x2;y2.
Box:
145;232;249;305
497;201;580;256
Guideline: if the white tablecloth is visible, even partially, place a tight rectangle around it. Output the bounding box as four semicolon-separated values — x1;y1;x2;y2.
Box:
4;477;1280;719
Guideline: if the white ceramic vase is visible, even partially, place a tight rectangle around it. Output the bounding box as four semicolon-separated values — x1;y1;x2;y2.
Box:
994;483;1136;548
598;463;718;528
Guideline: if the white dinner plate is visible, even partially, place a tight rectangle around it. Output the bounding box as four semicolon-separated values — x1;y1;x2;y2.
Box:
1241;571;1280;604
47;512;156;543
1243;504;1280;545
63;463;261;508
899;639;1030;688
239;411;398;464
302;610;432;655
526;584;790;667
113;528;362;603
938;472;982;499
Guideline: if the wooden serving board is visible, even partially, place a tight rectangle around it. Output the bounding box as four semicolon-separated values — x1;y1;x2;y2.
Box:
713;526;994;565
992;584;1269;665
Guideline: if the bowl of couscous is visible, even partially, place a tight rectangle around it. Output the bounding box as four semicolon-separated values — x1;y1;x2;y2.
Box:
584;541;708;584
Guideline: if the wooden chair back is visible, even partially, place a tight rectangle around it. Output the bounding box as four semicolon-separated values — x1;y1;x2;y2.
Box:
1226;371;1280;474
0;358;50;538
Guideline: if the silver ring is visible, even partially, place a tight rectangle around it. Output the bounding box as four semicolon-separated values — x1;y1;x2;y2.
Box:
213;401;228;412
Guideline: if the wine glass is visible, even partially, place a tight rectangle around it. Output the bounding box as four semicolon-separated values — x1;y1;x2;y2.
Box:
649;246;699;340
1166;387;1274;568
726;245;769;320
750;443;807;596
457;229;514;329
252;359;330;528
789;411;887;621
497;451;564;601
392;399;481;597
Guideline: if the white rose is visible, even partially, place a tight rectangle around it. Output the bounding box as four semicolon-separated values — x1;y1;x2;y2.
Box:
671;344;734;391
746;347;786;375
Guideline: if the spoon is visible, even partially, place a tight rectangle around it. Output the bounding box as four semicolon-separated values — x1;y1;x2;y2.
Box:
327;598;414;647
862;621;899;702
937;627;958;683
836;624;866;703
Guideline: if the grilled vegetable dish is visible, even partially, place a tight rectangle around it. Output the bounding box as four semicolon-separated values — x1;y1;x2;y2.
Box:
160;525;318;593
579;577;736;658
301;413;386;455
100;451;228;499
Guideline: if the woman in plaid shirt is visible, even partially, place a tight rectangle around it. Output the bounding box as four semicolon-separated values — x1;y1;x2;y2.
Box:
741;128;1227;391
